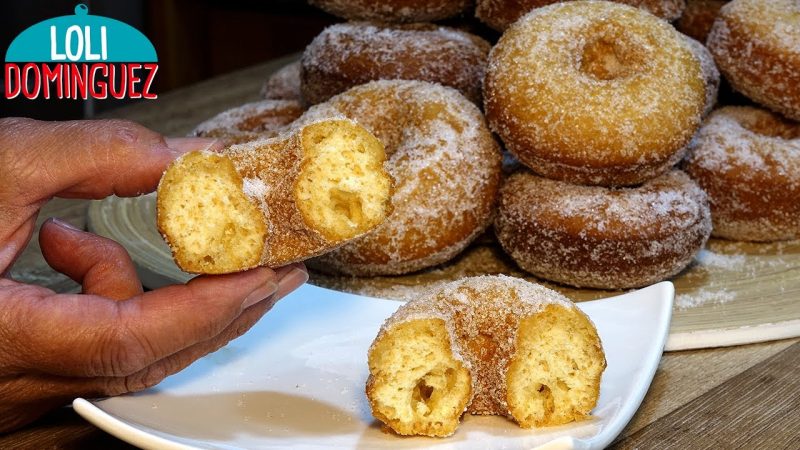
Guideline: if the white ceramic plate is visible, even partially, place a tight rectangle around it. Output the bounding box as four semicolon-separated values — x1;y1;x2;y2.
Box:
74;281;674;450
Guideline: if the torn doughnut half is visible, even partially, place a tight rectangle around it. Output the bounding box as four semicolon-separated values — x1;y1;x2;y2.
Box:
157;119;393;274
366;275;606;437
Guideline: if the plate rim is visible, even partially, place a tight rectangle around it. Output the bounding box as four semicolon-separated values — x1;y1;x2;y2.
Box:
73;397;199;450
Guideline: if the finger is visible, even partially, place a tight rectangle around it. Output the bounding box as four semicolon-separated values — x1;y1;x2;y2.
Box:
102;264;308;396
0;212;37;275
38;265;303;383
39;218;142;300
166;136;224;154
0;118;218;203
3;268;279;378
0;266;307;432
102;265;306;393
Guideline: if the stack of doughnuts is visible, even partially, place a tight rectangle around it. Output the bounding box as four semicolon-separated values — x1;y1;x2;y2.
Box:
486;1;713;289
685;0;800;242
175;0;798;281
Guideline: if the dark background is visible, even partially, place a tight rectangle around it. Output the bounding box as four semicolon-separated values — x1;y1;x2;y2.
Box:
0;0;338;120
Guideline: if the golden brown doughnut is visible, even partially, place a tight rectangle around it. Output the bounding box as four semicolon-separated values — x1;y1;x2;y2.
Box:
484;1;706;186
308;0;472;22
367;275;606;437
192;99;304;145
675;0;728;42
475;0;686;32
158;119;392;274
683;106;800;241
302;80;502;276
495;170;712;289
261;61;302;103
683;35;721;117
707;0;800;121
301;22;490;105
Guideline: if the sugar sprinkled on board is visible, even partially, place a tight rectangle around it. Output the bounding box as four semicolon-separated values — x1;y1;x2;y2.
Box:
694;249;746;270
675;289;737;310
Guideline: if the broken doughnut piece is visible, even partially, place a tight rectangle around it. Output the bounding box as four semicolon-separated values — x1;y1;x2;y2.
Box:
157;119;393;273
366;275;606;437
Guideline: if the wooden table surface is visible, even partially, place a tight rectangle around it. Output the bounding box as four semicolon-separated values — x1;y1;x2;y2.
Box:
2;55;799;449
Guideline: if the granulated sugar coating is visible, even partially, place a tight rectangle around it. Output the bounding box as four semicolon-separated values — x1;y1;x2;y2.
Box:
367;275;605;435
302;80;502;276
261;61;303;103
683;35;720;117
484;1;705;186
476;0;686;31
707;0;800;121
675;0;728;43
683;106;800;241
308;0;471;22
301;22;490;105
192;99;304;145
495;170;712;289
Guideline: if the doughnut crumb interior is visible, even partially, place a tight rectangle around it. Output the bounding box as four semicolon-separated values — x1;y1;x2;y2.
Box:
158;119;392;273
367;276;605;437
294;120;391;242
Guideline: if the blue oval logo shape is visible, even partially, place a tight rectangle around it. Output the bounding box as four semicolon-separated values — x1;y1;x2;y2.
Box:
5;4;157;62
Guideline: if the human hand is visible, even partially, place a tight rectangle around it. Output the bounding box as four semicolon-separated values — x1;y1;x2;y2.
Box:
0;118;308;432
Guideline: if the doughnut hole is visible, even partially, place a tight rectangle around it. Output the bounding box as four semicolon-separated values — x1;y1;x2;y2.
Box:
368;319;472;437
158;151;267;273
295;120;392;242
506;305;606;427
580;25;647;81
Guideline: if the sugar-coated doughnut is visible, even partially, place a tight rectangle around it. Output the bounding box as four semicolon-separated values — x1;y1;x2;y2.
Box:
367;275;606;437
301;22;490;105
475;0;686;32
495;170;712;289
684;35;721;117
308;0;471;22
683;106;800;241
158;119;392;274
675;0;728;42
261;61;302;103
707;0;800;121
484;1;706;186
303;80;502;276
192;99;304;145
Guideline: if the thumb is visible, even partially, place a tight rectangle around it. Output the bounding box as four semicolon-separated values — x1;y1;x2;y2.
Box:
39;217;143;300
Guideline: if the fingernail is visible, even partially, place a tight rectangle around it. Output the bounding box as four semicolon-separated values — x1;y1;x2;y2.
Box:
242;279;279;309
165;137;221;155
274;266;309;301
50;217;81;231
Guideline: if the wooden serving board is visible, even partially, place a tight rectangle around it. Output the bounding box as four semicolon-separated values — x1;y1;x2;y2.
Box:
87;194;800;352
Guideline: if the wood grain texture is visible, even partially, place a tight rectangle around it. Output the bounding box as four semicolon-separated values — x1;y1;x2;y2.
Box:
0;407;134;450
612;340;800;449
619;339;798;438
